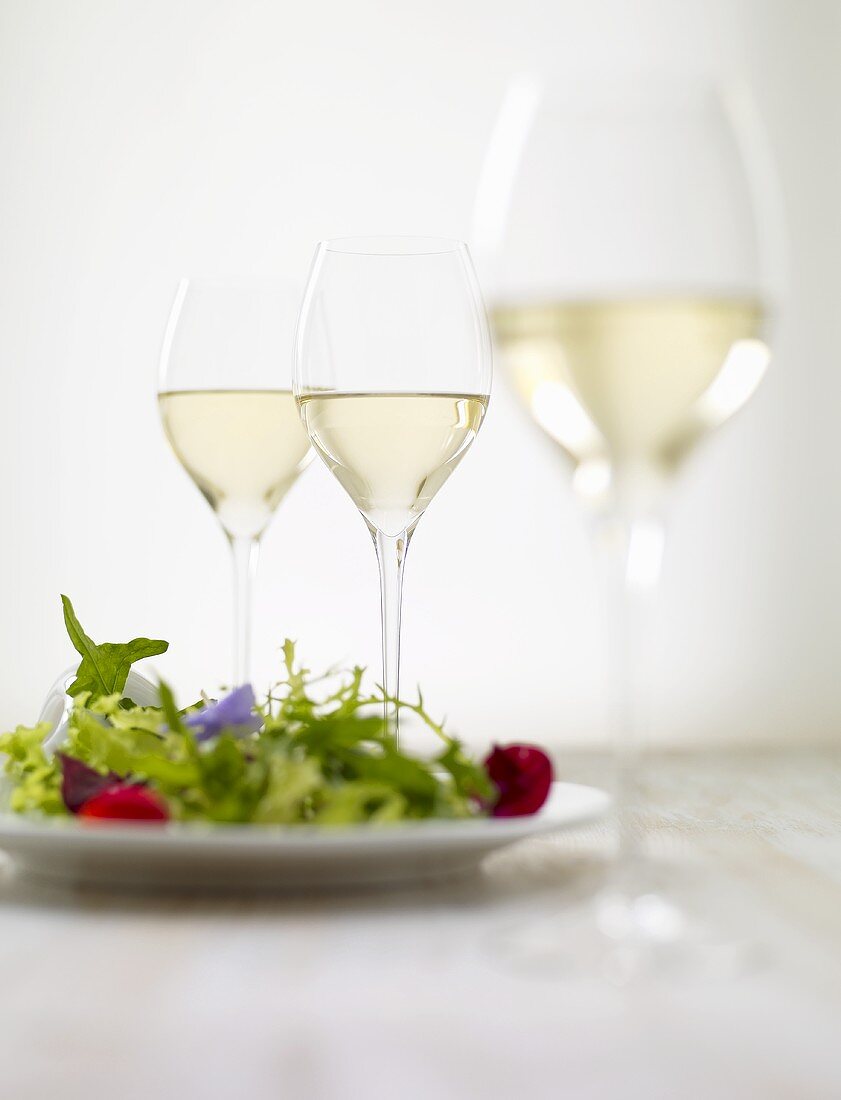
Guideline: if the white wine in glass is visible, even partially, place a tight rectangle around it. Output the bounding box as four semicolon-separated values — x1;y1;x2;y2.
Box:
297;392;488;536
294;238;492;742
159;389;310;540
492;297;768;480
158;281;312;686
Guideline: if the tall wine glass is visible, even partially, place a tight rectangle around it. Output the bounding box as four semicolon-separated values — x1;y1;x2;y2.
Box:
474;76;783;973
158;279;313;686
294;238;492;742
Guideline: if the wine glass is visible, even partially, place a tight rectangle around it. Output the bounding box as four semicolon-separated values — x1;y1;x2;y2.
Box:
294;237;492;742
158;279;313;686
474;75;783;974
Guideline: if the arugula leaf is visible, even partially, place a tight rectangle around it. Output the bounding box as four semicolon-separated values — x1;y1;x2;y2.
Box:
337;746;439;816
61;595;168;701
157;679;186;735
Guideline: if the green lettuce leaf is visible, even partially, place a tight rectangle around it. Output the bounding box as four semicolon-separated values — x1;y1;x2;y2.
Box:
0;723;63;814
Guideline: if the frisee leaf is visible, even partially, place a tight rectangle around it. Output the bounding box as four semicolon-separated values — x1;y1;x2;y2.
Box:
61;595;168;702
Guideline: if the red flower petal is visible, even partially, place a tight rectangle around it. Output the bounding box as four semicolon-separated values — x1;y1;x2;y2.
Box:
78;784;169;822
484;744;553;817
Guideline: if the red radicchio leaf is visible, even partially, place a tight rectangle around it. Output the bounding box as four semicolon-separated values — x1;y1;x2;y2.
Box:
78;784;169;822
484;744;553;817
58;753;121;814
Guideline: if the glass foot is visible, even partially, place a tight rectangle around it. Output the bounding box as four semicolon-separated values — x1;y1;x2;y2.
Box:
488;860;766;984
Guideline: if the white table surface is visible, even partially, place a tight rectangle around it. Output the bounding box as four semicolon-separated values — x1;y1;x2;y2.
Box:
1;749;840;1100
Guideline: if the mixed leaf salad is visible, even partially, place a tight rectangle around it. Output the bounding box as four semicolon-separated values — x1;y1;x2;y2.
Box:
0;598;553;826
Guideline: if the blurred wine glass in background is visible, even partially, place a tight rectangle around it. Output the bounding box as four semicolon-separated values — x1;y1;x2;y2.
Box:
474;73;784;973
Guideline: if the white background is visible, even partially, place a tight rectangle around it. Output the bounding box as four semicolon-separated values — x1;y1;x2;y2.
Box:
0;0;838;748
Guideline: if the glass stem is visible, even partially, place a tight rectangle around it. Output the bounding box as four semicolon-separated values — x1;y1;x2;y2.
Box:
374;529;410;745
593;467;667;875
229;535;260;687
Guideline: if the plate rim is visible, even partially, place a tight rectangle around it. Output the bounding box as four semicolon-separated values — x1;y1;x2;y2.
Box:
0;781;611;852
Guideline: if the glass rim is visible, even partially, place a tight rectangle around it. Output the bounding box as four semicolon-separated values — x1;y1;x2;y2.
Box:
173;275;301;293
508;69;738;101
318;236;469;257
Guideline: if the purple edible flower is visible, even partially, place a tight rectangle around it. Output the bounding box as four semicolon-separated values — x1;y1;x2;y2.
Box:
184;684;262;743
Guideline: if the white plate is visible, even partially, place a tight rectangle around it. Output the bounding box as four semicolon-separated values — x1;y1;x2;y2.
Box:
0;782;610;891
